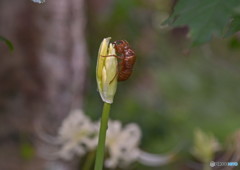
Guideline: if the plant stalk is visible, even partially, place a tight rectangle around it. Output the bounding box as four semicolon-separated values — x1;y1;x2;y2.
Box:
82;151;95;170
94;102;111;170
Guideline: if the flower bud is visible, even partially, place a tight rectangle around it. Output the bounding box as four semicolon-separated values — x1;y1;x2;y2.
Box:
192;128;220;163
96;37;118;103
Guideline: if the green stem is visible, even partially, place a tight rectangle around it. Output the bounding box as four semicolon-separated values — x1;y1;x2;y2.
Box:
94;102;111;170
82;151;96;170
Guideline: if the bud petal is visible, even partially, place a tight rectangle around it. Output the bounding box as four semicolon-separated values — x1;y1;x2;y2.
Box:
96;38;118;103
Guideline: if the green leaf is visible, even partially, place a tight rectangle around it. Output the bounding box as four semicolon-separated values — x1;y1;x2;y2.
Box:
20;135;35;160
0;36;14;51
228;36;240;49
168;0;240;44
20;142;35;160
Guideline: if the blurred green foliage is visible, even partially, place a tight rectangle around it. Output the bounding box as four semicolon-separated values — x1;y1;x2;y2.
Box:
227;15;240;36
20;135;34;160
85;0;240;169
0;36;14;51
168;0;240;44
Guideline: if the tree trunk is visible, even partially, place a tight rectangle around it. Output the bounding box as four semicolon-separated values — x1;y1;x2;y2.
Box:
0;0;88;169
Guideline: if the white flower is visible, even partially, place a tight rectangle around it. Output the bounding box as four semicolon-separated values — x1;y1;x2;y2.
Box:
138;151;174;166
105;120;141;168
57;109;98;160
103;120;174;168
32;0;45;4
37;110;175;168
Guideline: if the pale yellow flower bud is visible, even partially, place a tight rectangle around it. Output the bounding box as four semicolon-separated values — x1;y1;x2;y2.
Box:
96;37;118;103
192;128;220;163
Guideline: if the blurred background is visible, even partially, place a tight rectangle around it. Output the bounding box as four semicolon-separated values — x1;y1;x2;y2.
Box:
0;0;240;170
